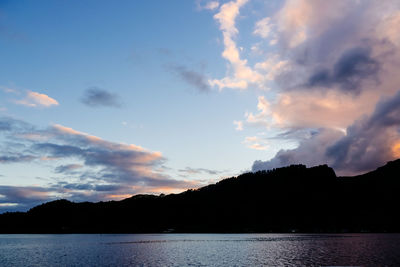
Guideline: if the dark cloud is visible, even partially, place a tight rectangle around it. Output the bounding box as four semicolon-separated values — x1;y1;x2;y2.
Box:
326;90;400;173
169;65;210;92
253;90;400;175
0;117;33;133
179;167;223;176
307;47;379;92
54;164;83;174
34;143;84;158
62;183;93;191
32;140;168;186
252;128;343;173
0;154;35;163
0;120;12;131
81;87;122;108
0;185;55;211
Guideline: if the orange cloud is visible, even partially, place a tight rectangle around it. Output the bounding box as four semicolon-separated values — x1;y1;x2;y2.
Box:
392;142;400;158
15;91;59;108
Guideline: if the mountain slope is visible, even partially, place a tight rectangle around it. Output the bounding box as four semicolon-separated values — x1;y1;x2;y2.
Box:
1;160;400;233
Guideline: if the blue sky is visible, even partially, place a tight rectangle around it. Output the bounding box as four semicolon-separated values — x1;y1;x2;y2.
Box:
2;0;400;211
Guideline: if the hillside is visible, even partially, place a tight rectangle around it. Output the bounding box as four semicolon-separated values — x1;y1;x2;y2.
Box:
1;160;400;233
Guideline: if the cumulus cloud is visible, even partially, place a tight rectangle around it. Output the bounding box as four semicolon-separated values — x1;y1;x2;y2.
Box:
208;0;294;90
81;87;122;108
252;128;344;172
208;0;400;174
253;90;400;175
15;91;59;108
209;0;264;90
326;90;400;174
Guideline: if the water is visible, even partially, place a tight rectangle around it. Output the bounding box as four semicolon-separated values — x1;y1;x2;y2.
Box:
0;234;399;266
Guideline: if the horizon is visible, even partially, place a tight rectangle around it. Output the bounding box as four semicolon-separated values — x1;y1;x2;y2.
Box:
2;0;400;212
15;159;400;208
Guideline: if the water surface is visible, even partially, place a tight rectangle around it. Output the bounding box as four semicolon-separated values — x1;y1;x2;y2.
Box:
0;234;399;266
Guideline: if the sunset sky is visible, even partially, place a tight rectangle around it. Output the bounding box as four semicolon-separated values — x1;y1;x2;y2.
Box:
1;0;400;211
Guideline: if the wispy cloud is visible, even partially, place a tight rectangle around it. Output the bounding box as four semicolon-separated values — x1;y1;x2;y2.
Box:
178;167;223;176
253;17;272;39
0;154;35;163
81;87;122;108
233;120;243;131
54;164;83;174
204;1;219;11
15;91;59;108
168;64;211;93
243;136;268;151
207;0;400;175
196;0;220;11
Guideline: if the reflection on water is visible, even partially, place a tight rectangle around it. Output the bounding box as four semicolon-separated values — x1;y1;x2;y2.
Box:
0;234;399;266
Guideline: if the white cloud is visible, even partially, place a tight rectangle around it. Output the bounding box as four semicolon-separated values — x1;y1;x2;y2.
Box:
204;1;219;10
233;120;243;131
243;136;268;150
209;0;264;90
253;17;272;38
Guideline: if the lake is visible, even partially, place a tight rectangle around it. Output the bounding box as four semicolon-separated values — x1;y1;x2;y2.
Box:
0;234;399;266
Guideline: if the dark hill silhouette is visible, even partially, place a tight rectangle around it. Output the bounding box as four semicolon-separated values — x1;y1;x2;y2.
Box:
1;160;400;233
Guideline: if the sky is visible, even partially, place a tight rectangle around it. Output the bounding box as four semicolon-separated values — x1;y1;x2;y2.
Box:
1;0;400;212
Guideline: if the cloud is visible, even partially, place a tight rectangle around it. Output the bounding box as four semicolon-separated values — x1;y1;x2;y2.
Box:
169;65;211;92
243;136;268;151
81;87;122;108
54;164;83;174
0;117;201;210
178;167;223;176
306;47;380;93
209;0;264;90
206;0;400;175
0;154;35;163
15;91;59;108
204;1;219;11
252;90;400;175
245;90;381;130
0;185;55;211
253;17;272;39
252;128;343;172
208;1;294;91
233;120;243;131
0;86;18;94
245;96;273;128
196;0;219;11
326;90;400;174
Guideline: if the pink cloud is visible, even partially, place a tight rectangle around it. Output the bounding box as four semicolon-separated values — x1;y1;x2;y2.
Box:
15;91;59;108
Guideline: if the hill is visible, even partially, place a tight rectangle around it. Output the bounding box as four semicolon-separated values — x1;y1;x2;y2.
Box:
1;160;400;233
